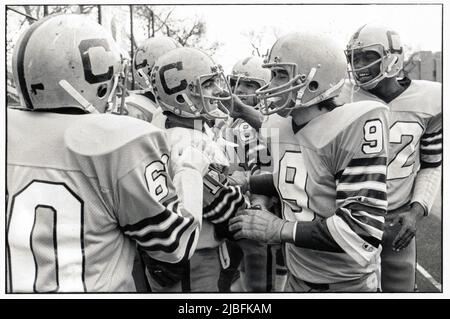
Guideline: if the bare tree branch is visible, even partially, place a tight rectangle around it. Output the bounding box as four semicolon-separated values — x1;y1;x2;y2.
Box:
179;21;199;46
133;6;222;53
250;42;261;57
22;6;37;24
126;32;138;51
153;8;175;33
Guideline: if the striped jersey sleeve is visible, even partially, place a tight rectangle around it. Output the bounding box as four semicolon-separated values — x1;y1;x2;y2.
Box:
420;113;442;168
294;156;387;258
294;155;388;265
117;156;199;264
202;166;248;240
203;166;248;225
335;156;388;210
325;109;388;266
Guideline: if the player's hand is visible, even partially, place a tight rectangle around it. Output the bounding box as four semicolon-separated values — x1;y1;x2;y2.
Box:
389;202;425;251
228;209;288;244
171;138;214;176
219;92;249;119
227;171;249;193
250;194;273;211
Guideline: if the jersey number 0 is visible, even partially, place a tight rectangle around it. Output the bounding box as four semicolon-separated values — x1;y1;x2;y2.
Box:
7;181;85;293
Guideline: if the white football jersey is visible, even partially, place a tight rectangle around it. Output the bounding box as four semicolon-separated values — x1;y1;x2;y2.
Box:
7;109;198;292
337;78;442;210
261;101;389;283
125;91;166;129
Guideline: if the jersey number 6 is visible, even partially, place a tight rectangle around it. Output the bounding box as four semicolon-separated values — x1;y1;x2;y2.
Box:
145;154;170;202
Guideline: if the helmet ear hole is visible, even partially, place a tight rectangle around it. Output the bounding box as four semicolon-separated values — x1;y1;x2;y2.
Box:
176;94;185;104
97;84;108;98
308;81;319;92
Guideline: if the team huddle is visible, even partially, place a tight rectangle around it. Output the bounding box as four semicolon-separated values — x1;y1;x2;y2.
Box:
6;14;442;293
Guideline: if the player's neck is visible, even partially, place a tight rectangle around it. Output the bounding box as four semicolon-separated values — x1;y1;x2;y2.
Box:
367;77;407;104
290;104;328;127
165;112;205;131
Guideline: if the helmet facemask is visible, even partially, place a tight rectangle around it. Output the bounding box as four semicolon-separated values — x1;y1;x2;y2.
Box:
346;44;401;90
255;62;314;116
228;56;270;109
133;46;153;90
227;74;265;107
188;66;233;120
106;55;130;115
135;66;152;92
255;32;347;117
152;48;234;120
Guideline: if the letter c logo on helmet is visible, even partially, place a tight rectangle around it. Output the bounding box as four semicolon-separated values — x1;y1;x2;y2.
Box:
12;14;123;113
159;62;188;95
151;47;233;120
78;39;115;84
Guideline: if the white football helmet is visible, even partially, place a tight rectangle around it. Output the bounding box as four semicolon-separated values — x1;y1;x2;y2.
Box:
229;57;270;91
151;47;232;120
12;14;124;113
256;32;347;115
133;36;181;90
345;24;404;89
228;56;270;107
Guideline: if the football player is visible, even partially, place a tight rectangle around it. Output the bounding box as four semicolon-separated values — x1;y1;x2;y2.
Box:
228;32;389;292
139;47;247;292
218;56;286;292
125;37;182;290
6;14;208;293
342;24;442;292
226;56;272;174
125;36;181;126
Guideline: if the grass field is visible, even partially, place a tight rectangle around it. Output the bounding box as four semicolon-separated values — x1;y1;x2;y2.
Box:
415;185;442;292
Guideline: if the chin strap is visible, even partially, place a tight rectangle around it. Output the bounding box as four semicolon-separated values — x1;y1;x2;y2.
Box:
137;68;152;88
59;79;99;114
385;55;398;75
300;78;346;108
294;67;317;107
183;92;202;117
292;65;345;109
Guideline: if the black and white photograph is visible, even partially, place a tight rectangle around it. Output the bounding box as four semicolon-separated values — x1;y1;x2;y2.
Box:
3;0;445;302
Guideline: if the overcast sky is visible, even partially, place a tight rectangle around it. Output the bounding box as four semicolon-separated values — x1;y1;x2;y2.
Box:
5;2;443;74
171;3;442;72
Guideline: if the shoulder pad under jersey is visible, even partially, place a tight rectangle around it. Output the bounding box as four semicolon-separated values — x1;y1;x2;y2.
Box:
64;113;166;156
126;91;159;112
392;80;441;116
299;101;387;149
